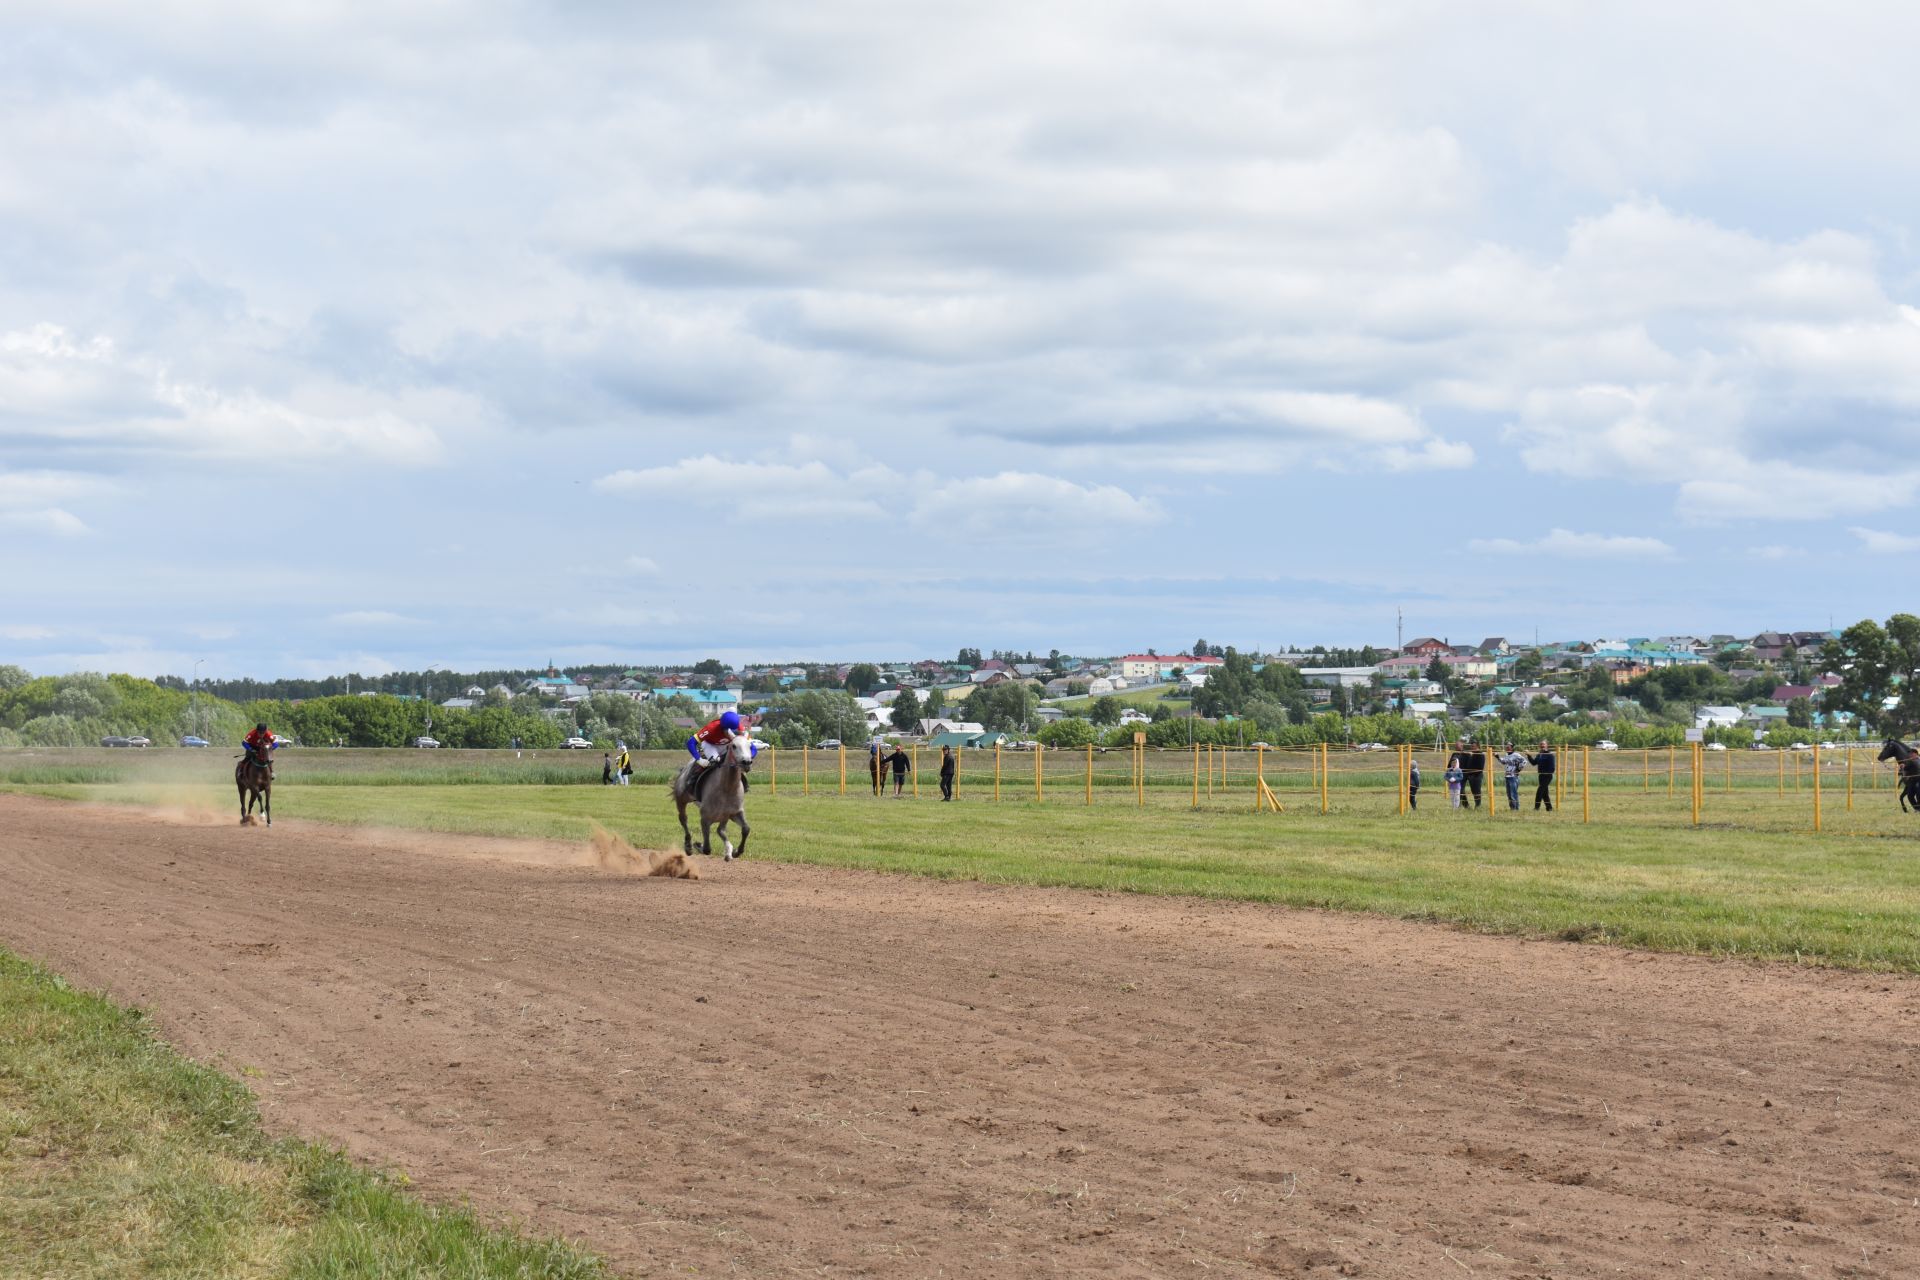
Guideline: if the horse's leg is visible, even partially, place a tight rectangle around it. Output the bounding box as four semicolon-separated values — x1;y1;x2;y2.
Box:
264;782;271;827
700;811;713;856
677;798;693;854
732;809;750;860
238;777;249;824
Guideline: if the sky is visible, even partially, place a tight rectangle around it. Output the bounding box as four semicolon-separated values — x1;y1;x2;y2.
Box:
5;1;1920;680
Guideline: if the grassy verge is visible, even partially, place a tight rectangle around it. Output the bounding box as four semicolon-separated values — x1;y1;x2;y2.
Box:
0;947;608;1279
17;775;1920;972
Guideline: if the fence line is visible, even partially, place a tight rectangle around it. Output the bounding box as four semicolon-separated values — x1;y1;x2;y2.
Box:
692;741;1910;838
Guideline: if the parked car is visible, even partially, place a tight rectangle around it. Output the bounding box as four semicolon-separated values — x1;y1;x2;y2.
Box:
816;738;842;749
411;736;440;749
1790;742;1812;752
1249;741;1274;749
1705;742;1727;752
1752;743;1774;751
560;736;593;749
99;736;130;748
1596;740;1619;751
180;736;210;748
1356;741;1389;752
125;735;152;748
1820;741;1844;750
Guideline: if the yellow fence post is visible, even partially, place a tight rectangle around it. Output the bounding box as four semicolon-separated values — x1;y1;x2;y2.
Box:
1085;743;1093;806
995;743;1002;803
1725;744;1732;793
1253;745;1264;813
1321;742;1330;815
1398;746;1407;816
1136;743;1145;808
1035;743;1043;802
1691;744;1701;826
768;745;776;795
803;743;810;795
1192;742;1199;810
1582;747;1591;823
1813;746;1823;832
839;744;846;795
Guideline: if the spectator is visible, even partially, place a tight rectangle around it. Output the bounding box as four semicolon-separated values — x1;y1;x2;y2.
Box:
889;745;911;797
1498;743;1527;810
614;741;632;786
1528;740;1557;811
602;751;613;785
939;745;956;801
1444;754;1464;809
1408;757;1421;811
1457;738;1485;808
869;742;882;795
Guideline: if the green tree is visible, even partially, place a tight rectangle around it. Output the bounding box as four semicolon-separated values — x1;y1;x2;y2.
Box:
956;647;982;666
1193;638;1208;662
0;664;31;691
692;658;727;679
1823;614;1920;736
843;663;881;696
890;687;923;731
923;687;946;716
1786;695;1814;729
1511;650;1544;680
1038;718;1096;749
969;682;1037;733
1089;696;1122;726
1423;655;1453;692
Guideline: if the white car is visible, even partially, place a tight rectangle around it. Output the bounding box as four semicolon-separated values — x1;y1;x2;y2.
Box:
1820;741;1844;750
1790;742;1812;751
1706;742;1727;752
1596;740;1619;751
412;736;440;748
560;736;593;750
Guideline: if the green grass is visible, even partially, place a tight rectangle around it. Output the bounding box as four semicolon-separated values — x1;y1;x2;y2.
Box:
0;948;609;1279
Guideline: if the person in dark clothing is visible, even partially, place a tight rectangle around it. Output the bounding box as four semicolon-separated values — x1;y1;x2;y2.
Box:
1528;740;1557;811
889;746;911;797
869;743;882;795
939;745;956;800
1457;738;1485;808
1407;757;1421;811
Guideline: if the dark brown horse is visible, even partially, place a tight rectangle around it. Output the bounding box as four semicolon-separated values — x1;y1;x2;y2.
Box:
1877;739;1920;813
235;752;272;825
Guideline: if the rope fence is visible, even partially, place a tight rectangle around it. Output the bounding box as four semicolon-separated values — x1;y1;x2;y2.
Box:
612;742;1915;838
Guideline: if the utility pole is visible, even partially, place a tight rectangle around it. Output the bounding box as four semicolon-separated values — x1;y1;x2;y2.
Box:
1397;606;1403;656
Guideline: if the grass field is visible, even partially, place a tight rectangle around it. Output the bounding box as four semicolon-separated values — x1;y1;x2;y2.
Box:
0;947;609;1280
6;746;1919;971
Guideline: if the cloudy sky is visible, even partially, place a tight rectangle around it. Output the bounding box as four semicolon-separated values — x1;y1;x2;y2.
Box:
5;2;1920;679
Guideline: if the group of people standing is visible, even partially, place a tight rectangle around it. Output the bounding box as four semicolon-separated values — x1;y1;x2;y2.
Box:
867;743;961;801
1425;739;1557;812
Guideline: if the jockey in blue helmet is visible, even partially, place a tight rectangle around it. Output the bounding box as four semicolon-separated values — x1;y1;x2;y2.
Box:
687;709;744;767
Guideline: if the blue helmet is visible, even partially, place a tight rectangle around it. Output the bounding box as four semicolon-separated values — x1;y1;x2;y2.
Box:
720;710;742;732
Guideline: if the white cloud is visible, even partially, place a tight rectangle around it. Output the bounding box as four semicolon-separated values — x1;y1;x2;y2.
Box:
327;610;422;627
910;471;1162;543
0;508;90;536
0;624;56;641
1469;529;1674;559
1849;528;1920;555
0;324;446;465
595;456;895;520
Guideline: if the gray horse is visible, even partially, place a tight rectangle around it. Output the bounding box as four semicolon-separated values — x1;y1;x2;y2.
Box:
672;734;754;860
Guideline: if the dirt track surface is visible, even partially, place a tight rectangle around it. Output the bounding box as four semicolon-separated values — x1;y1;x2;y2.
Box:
3;795;1919;1277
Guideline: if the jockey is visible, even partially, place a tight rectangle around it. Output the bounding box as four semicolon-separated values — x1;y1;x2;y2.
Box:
243;722;275;768
687;710;743;767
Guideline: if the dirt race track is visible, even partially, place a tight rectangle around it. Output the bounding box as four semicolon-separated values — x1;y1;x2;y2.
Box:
3;794;1919;1278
